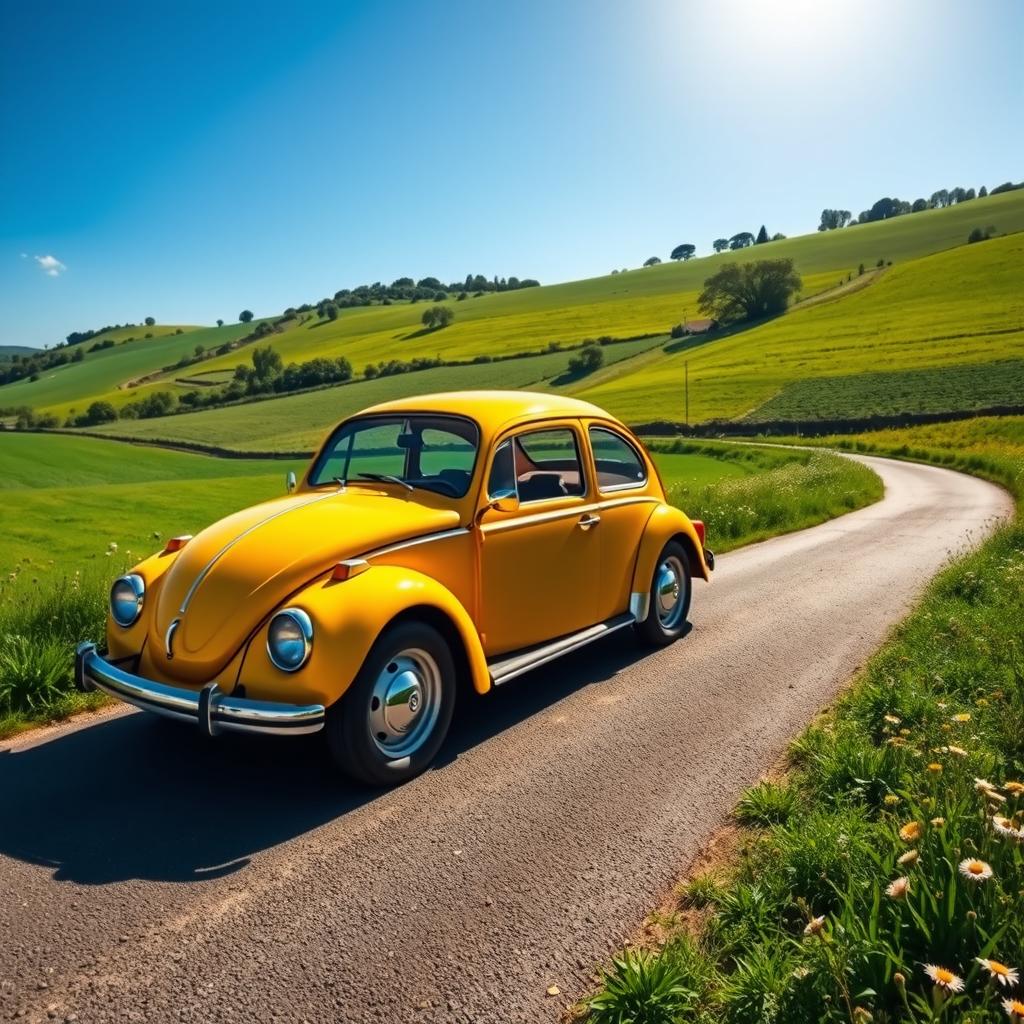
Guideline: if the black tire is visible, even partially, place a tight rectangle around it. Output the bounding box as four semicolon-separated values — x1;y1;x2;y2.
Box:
635;540;693;647
326;620;457;786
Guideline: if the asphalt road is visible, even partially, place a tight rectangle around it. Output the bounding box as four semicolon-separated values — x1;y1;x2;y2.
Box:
0;455;1012;1024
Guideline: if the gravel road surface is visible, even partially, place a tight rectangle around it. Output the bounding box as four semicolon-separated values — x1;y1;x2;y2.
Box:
0;455;1012;1024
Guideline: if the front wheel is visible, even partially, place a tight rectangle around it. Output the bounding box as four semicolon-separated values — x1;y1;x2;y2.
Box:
635;540;693;647
326;621;456;786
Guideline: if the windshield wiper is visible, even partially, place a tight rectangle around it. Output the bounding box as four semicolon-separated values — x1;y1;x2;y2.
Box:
356;472;414;492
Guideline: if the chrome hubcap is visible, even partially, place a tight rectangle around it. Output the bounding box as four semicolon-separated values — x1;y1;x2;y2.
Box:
655;555;686;628
368;648;441;759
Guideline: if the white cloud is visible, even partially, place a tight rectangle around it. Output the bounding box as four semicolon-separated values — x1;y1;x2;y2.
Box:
35;254;67;277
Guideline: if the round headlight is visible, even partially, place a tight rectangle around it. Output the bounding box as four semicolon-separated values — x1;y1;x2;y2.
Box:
267;608;313;672
110;574;145;627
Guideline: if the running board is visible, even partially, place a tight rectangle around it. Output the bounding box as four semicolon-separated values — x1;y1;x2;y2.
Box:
488;613;636;686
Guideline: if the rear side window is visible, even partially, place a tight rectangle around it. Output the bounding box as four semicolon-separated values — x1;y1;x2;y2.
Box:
589;427;647;491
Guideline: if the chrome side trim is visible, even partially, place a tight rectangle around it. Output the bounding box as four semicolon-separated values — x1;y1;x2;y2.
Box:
362;527;470;561
75;642;324;737
629;591;650;622
488;613;634;685
179;492;337;614
597;496;660;511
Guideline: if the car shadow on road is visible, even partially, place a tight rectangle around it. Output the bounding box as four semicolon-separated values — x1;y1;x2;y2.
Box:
0;632;662;886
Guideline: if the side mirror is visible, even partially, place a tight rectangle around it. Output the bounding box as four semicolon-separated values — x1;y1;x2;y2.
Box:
489;489;519;514
286;471;297;493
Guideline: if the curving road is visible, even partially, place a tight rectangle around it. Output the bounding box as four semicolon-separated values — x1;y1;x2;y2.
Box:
0;455;1012;1024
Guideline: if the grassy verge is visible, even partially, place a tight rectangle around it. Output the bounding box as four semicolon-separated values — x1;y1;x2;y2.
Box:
585;420;1023;1024
648;440;883;553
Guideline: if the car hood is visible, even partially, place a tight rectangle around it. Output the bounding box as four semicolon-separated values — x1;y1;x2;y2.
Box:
148;488;461;682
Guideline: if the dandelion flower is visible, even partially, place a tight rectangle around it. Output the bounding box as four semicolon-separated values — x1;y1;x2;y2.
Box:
899;821;922;842
886;876;910;900
931;817;946;827
927;763;943;774
804;915;826;936
884;714;901;724
897;849;919;866
108;541;118;551
976;777;998;793
976;958;1019;987
884;794;900;807
1005;782;1024;796
992;815;1022;840
989;792;1009;805
952;712;971;723
924;965;965;993
959;858;994;883
1003;998;1024;1021
944;745;968;757
888;736;908;747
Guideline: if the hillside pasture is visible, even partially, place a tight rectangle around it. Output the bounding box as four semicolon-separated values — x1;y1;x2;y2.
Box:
0;323;253;417
580;231;1024;424
742;357;1024;423
83;336;668;451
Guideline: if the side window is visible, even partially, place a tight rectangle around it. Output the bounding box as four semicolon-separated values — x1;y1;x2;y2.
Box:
487;439;516;498
589;427;647;491
514;428;586;502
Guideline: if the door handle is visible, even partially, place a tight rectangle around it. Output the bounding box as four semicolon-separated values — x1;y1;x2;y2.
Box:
578;513;601;530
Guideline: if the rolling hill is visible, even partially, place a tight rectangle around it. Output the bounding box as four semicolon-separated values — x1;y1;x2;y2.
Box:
3;188;1023;437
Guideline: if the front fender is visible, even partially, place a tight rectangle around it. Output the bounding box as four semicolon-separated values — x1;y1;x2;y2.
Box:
630;504;711;605
238;565;490;707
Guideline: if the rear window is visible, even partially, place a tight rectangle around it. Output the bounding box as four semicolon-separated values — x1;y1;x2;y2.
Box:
589;427;647;490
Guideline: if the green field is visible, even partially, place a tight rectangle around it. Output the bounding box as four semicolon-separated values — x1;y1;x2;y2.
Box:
82;336;667;451
742;358;1024;423
0;345;39;361
580;231;1024;423
0;322;249;416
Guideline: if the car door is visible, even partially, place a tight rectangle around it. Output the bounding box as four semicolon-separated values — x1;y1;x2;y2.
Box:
585;422;660;622
476;421;600;656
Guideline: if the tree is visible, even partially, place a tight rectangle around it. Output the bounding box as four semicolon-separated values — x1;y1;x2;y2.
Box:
145;316;155;326
251;345;283;382
194;344;205;358
325;303;339;321
72;347;85;363
216;319;224;328
771;232;787;241
979;185;988;198
697;258;802;324
818;209;851;231
567;340;604;376
911;198;929;213
83;400;117;425
670;243;696;262
930;189;950;208
643;256;662;267
421;306;454;330
712;238;730;253
239;310;254;323
728;232;754;250
755;225;769;244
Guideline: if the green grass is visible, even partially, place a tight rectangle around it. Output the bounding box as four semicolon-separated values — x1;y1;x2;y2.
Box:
650;440;883;552
580;231;1024;424
585;418;1024;1023
0;345;39;361
0;434;304;574
82;336;667;452
742;358;1024;423
0;323;249;417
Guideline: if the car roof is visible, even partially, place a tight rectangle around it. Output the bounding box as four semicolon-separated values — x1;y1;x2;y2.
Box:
358;390;617;432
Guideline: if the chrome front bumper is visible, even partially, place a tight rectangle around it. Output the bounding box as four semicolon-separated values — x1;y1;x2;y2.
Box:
75;643;325;737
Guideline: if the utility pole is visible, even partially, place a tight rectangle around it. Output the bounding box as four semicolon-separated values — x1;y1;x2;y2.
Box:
684;360;689;427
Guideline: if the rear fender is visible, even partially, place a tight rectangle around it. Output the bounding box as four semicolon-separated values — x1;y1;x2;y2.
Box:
630;505;710;618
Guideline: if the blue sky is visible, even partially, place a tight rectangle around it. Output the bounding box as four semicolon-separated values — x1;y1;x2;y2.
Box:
2;0;1022;348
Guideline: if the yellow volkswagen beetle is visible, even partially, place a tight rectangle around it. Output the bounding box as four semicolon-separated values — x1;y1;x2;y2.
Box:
77;391;713;785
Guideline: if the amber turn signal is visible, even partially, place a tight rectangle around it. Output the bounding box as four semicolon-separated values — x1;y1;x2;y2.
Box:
331;559;369;582
164;535;193;553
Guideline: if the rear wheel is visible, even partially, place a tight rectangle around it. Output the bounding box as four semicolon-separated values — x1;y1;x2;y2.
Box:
326;621;456;786
635;540;693;646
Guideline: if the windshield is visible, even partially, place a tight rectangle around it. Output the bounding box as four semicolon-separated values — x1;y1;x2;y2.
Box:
308;414;480;497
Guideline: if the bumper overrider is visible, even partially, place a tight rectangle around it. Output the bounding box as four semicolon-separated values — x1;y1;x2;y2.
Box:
75;643;325;738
